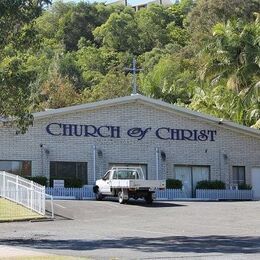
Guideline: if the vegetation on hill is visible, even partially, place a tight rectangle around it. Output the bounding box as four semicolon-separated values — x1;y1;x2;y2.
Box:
0;0;259;131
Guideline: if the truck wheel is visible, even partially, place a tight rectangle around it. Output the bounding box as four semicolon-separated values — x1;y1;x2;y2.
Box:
118;191;126;204
95;191;103;201
145;193;153;204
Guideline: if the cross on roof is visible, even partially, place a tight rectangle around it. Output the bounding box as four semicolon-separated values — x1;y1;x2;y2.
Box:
125;58;142;95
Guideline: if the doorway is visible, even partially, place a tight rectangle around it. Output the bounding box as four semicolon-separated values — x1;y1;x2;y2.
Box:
175;165;210;197
251;167;260;199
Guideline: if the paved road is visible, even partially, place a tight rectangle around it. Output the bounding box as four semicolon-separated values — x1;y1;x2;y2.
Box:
0;200;260;259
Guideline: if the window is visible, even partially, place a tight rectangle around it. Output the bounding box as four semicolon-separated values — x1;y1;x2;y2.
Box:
0;160;31;177
232;166;245;185
0;161;32;177
50;161;88;185
109;163;147;179
115;170;140;180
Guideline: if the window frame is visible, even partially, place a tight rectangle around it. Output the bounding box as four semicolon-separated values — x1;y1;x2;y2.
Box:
232;166;246;185
50;161;88;185
0;160;32;177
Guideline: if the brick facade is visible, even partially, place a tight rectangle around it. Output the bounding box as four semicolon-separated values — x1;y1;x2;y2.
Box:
0;95;259;195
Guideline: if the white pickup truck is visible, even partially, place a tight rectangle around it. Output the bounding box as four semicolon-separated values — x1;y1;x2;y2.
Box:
93;167;166;204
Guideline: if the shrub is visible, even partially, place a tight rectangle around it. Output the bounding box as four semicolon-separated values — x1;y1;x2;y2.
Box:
238;183;252;190
166;179;182;189
25;176;48;186
196;180;226;190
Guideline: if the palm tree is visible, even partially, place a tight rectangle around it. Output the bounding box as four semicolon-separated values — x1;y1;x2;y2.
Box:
196;15;260;126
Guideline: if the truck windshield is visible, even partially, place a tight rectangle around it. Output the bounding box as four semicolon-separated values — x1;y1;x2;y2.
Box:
114;169;143;179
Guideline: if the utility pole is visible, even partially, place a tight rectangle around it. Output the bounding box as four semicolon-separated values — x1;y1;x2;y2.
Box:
125;58;142;95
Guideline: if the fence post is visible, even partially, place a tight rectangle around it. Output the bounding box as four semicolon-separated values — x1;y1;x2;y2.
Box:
2;172;6;197
30;181;33;210
43;186;45;215
16;175;19;202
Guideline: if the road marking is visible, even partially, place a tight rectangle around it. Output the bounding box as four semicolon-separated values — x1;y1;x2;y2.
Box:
54;203;66;209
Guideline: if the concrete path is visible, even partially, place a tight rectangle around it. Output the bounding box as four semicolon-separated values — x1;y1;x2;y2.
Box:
0;245;51;258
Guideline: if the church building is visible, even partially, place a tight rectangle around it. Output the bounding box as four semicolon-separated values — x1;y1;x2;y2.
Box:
0;94;260;198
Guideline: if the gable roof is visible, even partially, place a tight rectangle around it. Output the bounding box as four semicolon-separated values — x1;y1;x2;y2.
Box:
33;94;260;139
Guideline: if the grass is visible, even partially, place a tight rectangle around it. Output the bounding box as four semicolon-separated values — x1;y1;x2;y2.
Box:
0;198;43;221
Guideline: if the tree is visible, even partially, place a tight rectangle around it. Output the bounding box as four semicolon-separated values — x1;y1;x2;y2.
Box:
36;72;80;110
0;0;51;133
135;5;172;52
93;9;140;54
0;0;51;48
187;0;260;46
192;16;260;126
81;72;131;102
200;17;260;90
140;53;196;104
58;3;103;51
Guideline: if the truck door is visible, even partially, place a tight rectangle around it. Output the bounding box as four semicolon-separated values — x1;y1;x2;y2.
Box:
100;170;112;194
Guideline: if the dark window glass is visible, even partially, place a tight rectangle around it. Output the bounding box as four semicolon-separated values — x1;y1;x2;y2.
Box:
0;161;31;177
50;161;88;185
232;166;245;185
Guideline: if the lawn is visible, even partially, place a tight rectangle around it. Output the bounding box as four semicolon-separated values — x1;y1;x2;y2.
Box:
0;198;42;221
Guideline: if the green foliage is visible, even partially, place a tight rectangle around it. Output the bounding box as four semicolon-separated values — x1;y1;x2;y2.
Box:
140;53;196;104
94;10;140;54
187;0;259;46
238;184;252;190
26;176;48;186
166;179;183;189
196;180;226;190
1;0;259;132
0;0;51;48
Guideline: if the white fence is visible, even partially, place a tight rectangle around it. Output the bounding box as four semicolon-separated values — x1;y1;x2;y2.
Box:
196;189;254;200
46;187;254;201
0;171;46;215
46;187;188;200
156;189;188;200
46;187;95;200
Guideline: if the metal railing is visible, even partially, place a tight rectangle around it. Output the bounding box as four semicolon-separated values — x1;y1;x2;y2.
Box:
0;171;46;215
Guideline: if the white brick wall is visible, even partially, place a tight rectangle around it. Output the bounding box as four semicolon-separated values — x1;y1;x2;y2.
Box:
0;101;259;187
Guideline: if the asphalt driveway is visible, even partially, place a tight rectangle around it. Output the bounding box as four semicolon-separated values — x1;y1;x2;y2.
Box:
0;200;260;259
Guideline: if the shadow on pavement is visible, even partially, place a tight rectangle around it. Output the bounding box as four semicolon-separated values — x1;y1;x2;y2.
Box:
104;199;187;208
0;235;259;254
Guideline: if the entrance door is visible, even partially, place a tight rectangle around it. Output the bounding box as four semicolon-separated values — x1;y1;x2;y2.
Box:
175;166;192;197
251;167;260;199
175;165;210;197
192;166;210;190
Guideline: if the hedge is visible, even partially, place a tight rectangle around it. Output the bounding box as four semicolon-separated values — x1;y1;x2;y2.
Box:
25;176;48;186
166;179;183;189
196;180;226;190
238;183;252;190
